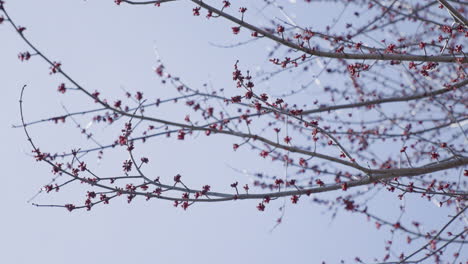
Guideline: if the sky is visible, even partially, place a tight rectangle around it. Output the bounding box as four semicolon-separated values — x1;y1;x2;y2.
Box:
0;1;465;264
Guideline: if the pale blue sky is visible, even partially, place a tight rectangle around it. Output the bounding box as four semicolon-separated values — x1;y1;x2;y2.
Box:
1;1;465;263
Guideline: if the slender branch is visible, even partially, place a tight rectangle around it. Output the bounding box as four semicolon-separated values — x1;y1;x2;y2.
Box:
438;0;468;27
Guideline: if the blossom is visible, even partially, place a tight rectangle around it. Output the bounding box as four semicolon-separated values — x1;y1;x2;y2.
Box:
65;204;76;212
57;83;66;93
192;7;201;16
122;159;132;172
256;203;265;211
232;27;240;35
291;195;299;204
